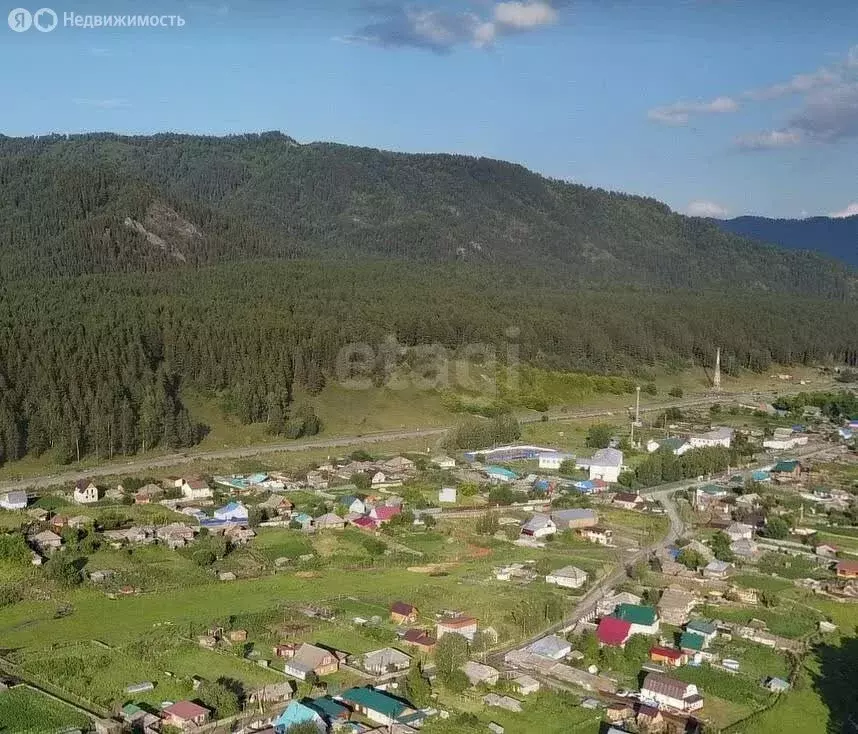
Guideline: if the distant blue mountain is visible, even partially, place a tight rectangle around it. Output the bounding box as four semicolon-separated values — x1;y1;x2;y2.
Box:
715;215;858;267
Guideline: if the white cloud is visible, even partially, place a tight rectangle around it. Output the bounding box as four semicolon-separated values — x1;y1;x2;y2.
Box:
342;1;559;52
686;200;729;218
830;202;858;218
648;96;739;126
744;68;839;101
72;98;130;109
734;129;803;151
494;1;558;29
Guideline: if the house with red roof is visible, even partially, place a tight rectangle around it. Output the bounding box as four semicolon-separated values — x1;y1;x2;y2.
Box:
370;505;401;524
836;559;858;579
162;701;211;730
596;616;632;647
351;516;378;531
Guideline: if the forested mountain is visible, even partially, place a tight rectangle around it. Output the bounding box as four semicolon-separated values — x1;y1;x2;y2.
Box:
716;215;858;268
0;132;854;297
1;131;857;466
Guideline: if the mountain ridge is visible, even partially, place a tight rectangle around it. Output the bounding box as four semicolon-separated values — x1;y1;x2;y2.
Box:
715;214;858;268
0;131;854;299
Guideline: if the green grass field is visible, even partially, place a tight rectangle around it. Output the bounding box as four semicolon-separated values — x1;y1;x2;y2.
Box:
0;686;91;734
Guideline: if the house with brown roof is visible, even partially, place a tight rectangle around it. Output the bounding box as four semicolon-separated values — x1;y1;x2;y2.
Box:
181;476;212;500
390;602;418;625
161;700;211;730
30;529;63;555
836;560;858;579
401;629;436;653
436;614;478;641
640;673;703;711
612;492;644;510
283;643;341;680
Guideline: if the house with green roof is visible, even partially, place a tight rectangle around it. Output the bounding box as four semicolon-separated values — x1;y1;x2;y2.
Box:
614;603;659;635
771;460;801;481
679;631;706;653
337;687;423;727
686;619;717;644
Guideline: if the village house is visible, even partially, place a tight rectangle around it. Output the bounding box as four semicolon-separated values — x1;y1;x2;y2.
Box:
214;501;249;523
156;523;197;549
537;451;575;470
657;587;697;626
401;629;436;653
640;673;703;711
370;505;401;524
461;660;500;686
180;476;212;500
339;495;367;515
612;492;645;511
134;483;161;504
381;456;416;475
520;514;557;538
283;643;341;680
614;603;659;634
726;522;754;542
338;686;422;728
596;617;632;647
314;512;346;531
646;437;690;455
636;705;665;732
0;491;27;510
224;524;256;545
577;448;624;483
771;460;802;483
578;526;613;545
29;529;63;555
731;537;760;561
703;559;733;580
836;560;858;579
484;465;518;483
305;470;329;490
815;543;838;559
685;619;718;646
545;565;588;589
390;602;419;625
688;426;733;449
764;427;809;451
526;635;572;660
273;701;327;734
597;591;642;617
436;614;478;641
161;701;211;730
362;647;412;675
259;494;293;516
649;646;688;668
550;508;598;530
73;480;99;504
694;484;729;509
247;682;294;706
512;674;540;695
431;455;456;469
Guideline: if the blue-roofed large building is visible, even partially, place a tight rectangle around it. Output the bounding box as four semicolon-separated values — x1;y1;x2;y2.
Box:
273;701;326;734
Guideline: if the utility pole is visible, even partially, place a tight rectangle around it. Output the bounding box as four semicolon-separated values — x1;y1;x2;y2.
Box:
714;347;722;392
635;385;641;426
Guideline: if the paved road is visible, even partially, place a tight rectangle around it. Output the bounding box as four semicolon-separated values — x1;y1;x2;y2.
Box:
0;386;815;493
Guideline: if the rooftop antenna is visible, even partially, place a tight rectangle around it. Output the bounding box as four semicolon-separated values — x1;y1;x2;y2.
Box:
713;347;722;392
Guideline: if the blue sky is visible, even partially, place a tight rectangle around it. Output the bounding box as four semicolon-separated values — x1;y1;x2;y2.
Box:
3;0;858;218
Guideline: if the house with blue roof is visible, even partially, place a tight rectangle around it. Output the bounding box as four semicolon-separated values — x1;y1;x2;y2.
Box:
273;701;327;734
291;512;313;529
214;502;249;523
247;472;269;485
336;687;422;728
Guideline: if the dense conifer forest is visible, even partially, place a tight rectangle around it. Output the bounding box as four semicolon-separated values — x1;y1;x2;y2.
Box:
0;132;856;465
